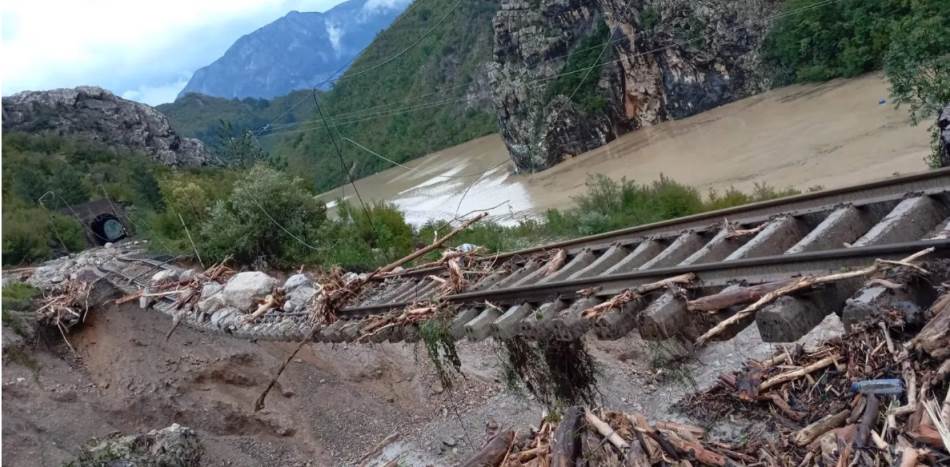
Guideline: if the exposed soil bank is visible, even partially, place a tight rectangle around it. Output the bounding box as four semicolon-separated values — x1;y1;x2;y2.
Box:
322;73;929;224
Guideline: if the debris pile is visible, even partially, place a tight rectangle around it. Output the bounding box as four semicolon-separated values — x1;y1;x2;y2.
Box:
461;406;756;466
457;288;950;466
677;294;950;465
36;279;91;338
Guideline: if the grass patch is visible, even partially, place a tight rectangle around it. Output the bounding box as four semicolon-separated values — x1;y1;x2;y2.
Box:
2;282;39;310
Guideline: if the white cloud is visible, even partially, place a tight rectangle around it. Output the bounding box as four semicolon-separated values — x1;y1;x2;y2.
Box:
326;21;344;54
121;76;191;106
362;0;410;12
1;0;344;103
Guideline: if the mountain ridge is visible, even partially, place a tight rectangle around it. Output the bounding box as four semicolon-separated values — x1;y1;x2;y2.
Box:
179;0;411;100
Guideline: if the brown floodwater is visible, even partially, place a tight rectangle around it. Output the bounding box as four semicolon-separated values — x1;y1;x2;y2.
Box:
320;73;930;225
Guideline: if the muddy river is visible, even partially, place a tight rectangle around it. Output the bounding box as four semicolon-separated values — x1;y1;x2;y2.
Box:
320;73;930;225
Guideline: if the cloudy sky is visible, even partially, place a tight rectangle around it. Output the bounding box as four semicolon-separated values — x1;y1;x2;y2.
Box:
1;0;351;105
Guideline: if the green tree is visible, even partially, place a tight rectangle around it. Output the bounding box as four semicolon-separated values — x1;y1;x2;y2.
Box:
199;165;327;266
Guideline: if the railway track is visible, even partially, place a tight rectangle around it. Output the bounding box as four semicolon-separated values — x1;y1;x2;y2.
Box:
73;170;950;347
327;169;950;344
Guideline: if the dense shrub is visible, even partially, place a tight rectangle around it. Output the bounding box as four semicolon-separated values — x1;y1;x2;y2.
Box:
319;201;415;270
2;201;85;265
199;165;327;267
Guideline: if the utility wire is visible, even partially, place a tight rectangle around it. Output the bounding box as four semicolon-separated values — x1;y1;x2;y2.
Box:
256;0;841;139
311;89;379;235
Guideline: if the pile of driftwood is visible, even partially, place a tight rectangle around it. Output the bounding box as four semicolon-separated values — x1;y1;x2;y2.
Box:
115;259;238;339
678;294;950;465
36;279;93;350
461;406;754;467
459;292;950;466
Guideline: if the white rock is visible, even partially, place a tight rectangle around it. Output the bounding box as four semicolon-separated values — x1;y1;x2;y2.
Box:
283;273;312;292
200;282;223;300
151;269;179;285
221;272;276;311
282;286;317;313
179;269;196;282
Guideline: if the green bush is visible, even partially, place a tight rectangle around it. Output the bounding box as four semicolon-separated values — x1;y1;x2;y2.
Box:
199;165;327;267
2;202;86;266
2;283;39;310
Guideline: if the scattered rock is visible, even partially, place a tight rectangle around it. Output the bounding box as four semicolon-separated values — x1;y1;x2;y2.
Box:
71;423;203;466
283;286;317;313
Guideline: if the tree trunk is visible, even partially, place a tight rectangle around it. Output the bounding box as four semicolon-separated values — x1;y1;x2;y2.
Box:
460;430;514;467
551;407;583;467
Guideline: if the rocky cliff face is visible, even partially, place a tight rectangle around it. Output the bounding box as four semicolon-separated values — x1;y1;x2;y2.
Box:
938;104;950;168
2;86;210;166
179;0;409;99
491;0;777;172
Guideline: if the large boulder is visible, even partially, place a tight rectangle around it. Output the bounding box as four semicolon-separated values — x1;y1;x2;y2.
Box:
71;423;203;466
221;272;277;311
1;86;210;166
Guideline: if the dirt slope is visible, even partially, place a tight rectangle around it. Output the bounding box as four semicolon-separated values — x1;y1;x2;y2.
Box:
2;296;845;465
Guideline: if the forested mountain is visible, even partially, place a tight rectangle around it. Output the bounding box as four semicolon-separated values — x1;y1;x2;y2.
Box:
164;0;500;191
179;0;411;99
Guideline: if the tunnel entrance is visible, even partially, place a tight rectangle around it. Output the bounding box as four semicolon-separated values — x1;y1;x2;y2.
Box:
90;213;128;245
59;199;132;246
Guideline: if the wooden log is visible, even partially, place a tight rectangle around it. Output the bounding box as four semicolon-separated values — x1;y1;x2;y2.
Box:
911;293;950;359
696;248;934;345
377;212;488;277
460;430;514;467
585;409;629;450
579;430;621;467
625;413;663;464
854;394;880;448
794;409;850;446
550;407;583;467
657;429;726;466
687;280;793;312
759;355;838;391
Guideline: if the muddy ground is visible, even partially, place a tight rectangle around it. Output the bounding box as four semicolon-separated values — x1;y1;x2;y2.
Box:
2;300;844;466
322;73;930;225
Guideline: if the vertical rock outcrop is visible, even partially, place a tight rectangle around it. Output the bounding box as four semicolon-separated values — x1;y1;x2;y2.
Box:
490;0;778;172
938;103;950;168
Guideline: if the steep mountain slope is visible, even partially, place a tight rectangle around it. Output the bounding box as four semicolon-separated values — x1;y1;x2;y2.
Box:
157;91;315;147
162;0;499;191
179;0;411;99
272;0;499;191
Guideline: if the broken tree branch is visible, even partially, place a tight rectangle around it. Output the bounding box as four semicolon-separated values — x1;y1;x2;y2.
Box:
696;248;934;345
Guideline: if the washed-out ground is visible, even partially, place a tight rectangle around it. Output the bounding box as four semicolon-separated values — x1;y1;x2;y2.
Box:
321;73;930;225
2;297;844;466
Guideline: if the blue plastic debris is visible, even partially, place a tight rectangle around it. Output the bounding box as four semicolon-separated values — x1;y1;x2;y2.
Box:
851;379;904;395
878;98;887;105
